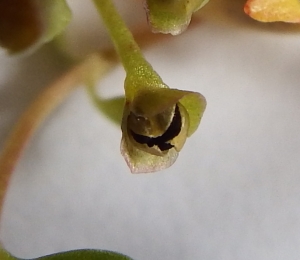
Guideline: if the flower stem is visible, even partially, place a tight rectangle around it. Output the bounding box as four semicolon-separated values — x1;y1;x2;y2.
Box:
92;0;167;101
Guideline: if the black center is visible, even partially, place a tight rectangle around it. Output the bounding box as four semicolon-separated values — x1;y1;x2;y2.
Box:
130;105;182;151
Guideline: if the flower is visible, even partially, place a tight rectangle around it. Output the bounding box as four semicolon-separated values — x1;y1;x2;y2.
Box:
121;87;206;173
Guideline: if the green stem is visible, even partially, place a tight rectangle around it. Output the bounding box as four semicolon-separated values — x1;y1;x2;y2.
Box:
92;0;167;100
92;0;147;72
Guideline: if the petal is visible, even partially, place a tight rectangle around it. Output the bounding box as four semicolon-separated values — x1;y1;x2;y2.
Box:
131;88;205;119
120;88;206;173
131;88;206;136
121;128;179;173
179;91;206;136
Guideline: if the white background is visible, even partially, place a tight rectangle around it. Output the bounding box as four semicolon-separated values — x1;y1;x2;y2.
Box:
1;1;300;259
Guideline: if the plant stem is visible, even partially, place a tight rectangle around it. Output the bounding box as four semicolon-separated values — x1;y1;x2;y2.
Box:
92;0;148;72
92;0;166;100
0;54;112;227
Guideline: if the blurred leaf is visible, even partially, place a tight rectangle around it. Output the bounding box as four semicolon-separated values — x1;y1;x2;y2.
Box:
244;0;300;22
0;248;133;260
36;249;133;260
144;0;209;35
39;0;72;43
0;248;16;260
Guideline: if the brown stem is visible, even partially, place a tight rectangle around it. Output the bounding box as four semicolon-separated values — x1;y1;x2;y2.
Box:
0;54;113;226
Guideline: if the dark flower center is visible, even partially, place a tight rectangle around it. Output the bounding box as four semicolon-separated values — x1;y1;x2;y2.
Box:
130;104;182;151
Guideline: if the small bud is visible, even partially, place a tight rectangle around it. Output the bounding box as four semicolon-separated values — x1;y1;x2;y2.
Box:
144;0;209;35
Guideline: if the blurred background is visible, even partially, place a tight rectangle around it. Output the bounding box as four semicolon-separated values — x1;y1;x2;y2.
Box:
1;0;300;259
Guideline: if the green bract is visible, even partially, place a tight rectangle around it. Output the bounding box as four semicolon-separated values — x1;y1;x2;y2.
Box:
145;0;210;35
0;0;71;53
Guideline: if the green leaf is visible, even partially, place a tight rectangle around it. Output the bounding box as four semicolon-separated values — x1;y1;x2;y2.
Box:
35;249;133;260
0;248;133;260
39;0;72;44
145;0;210;35
0;248;16;260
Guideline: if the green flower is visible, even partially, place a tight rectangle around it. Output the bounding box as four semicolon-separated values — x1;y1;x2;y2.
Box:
93;0;207;173
121;87;206;173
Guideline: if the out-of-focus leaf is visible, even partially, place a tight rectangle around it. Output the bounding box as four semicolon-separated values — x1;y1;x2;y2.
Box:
0;248;16;260
244;0;300;23
0;248;133;260
35;249;133;260
144;0;209;35
0;0;71;53
39;0;72;43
